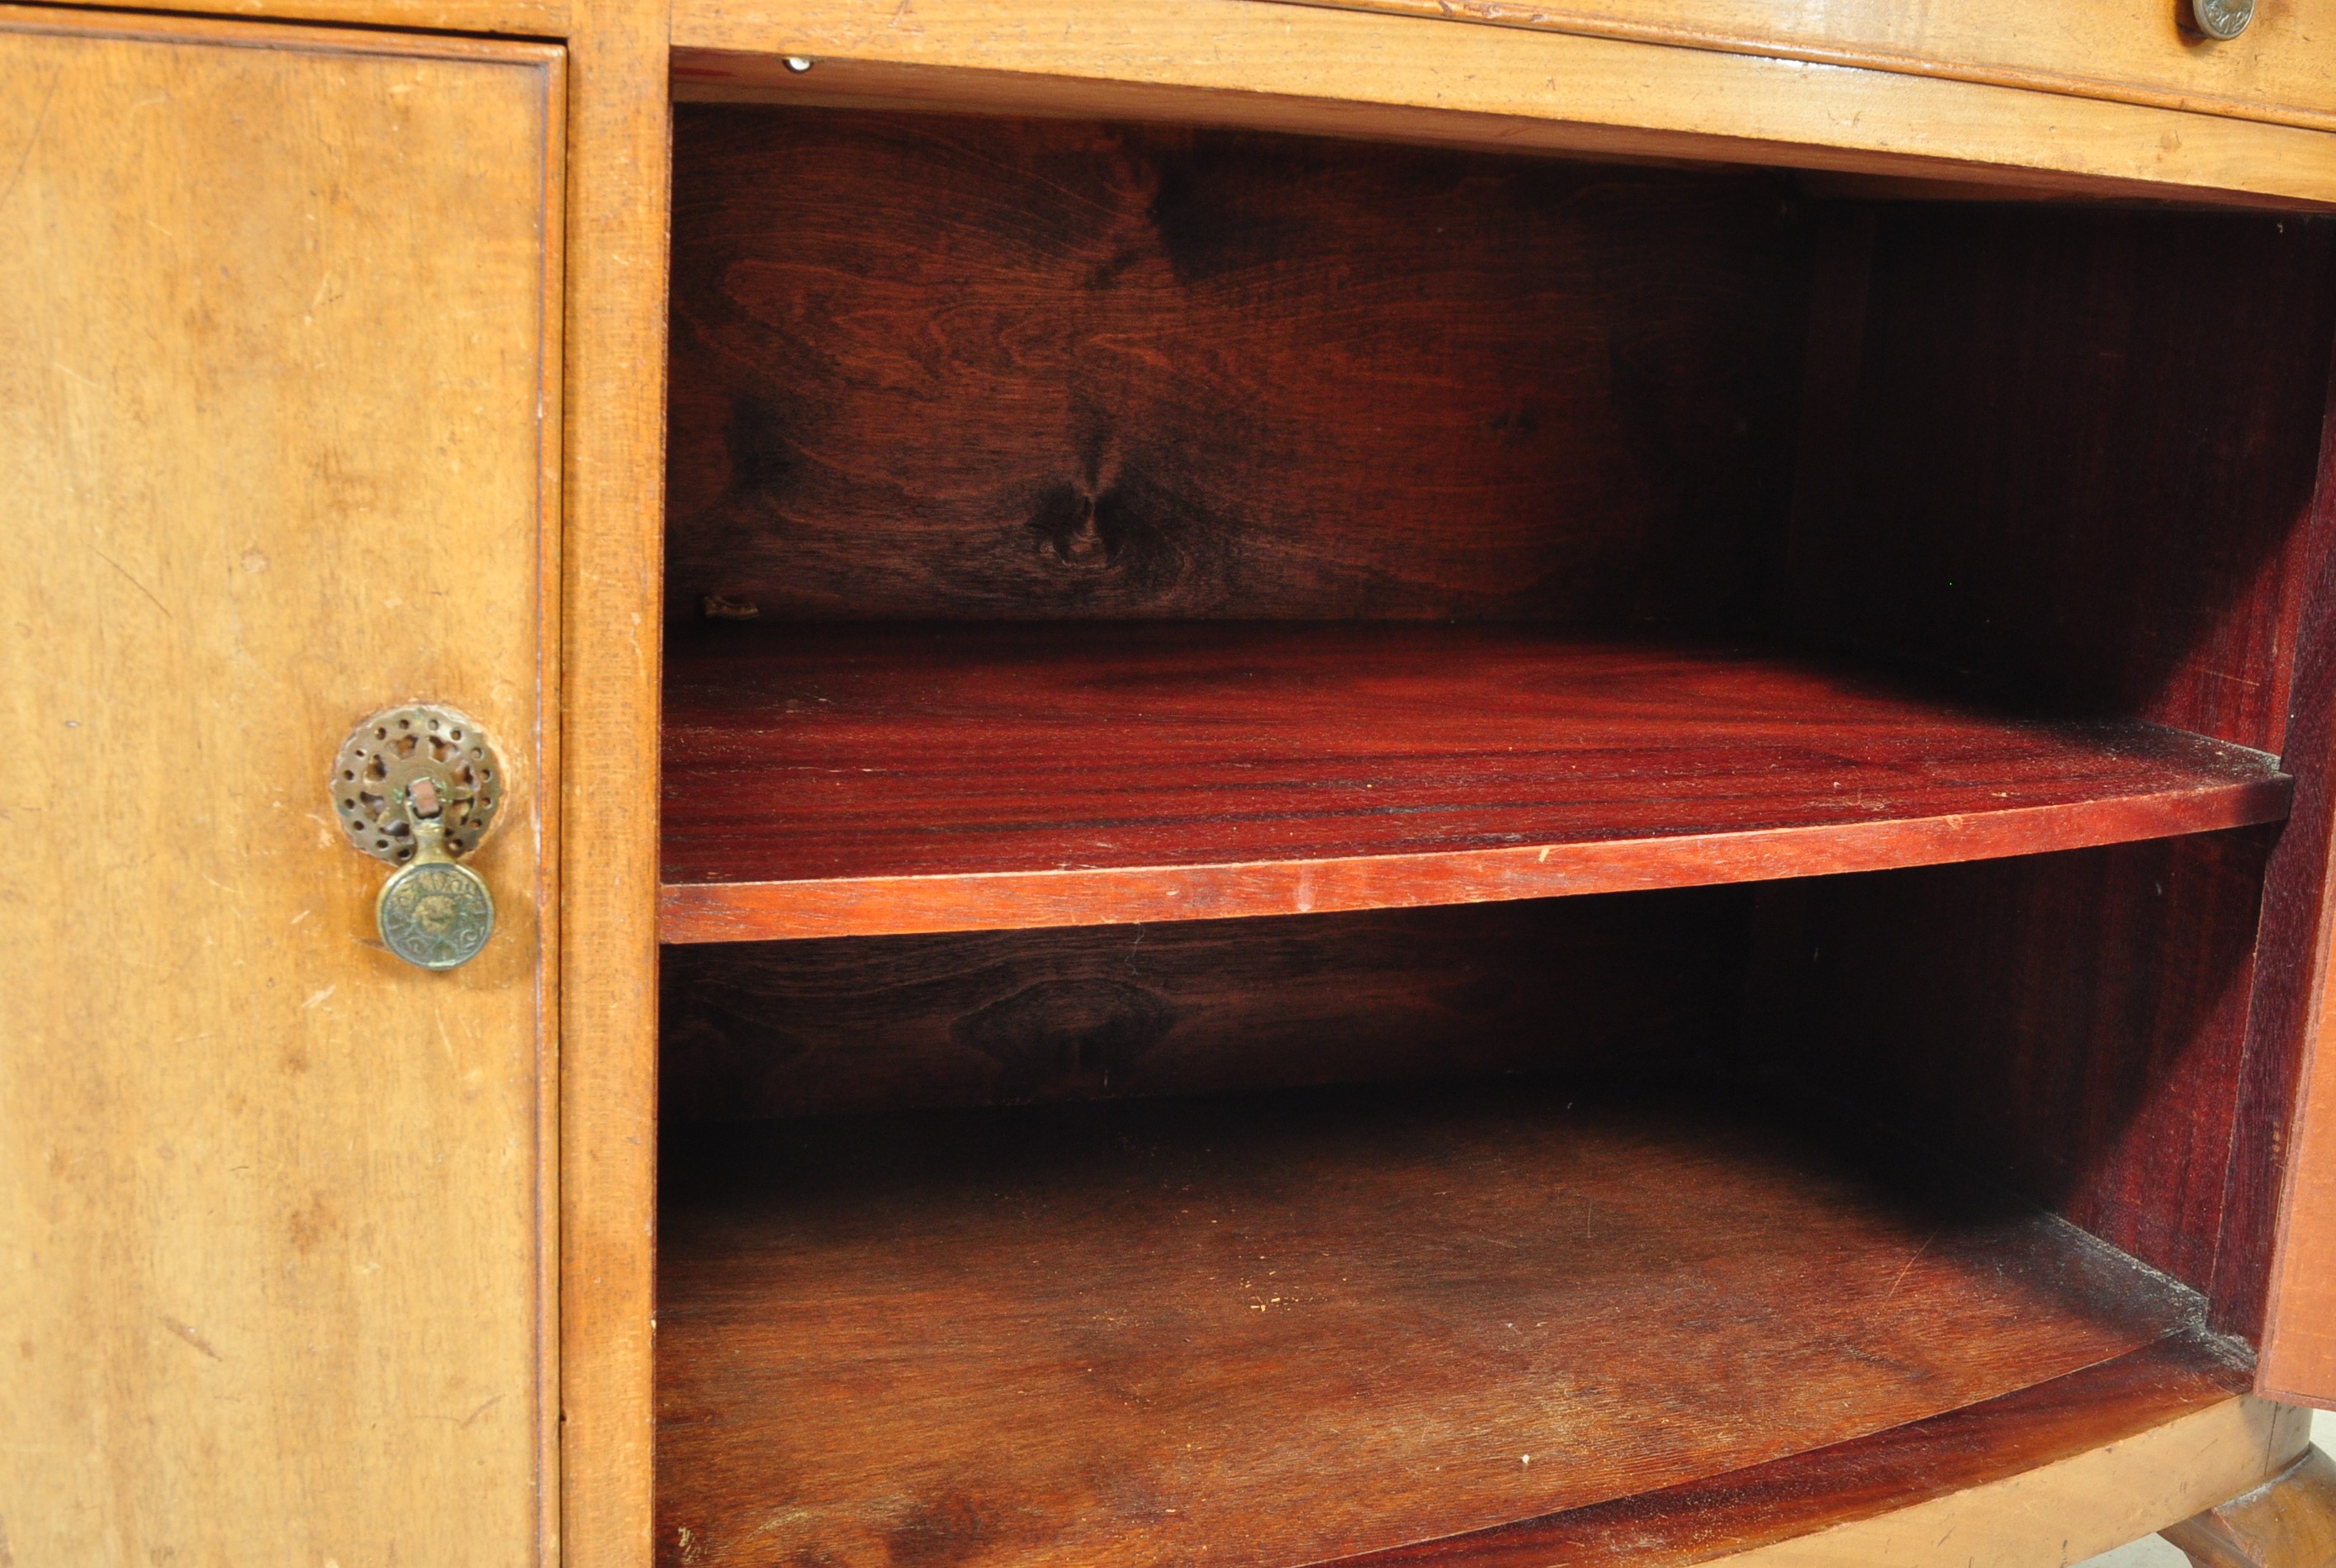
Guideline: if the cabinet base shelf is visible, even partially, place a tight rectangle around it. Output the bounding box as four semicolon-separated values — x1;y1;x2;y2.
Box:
656;1081;2266;1567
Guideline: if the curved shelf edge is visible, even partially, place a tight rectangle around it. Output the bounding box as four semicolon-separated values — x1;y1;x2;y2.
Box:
1327;1331;2302;1568
660;626;2294;944
660;782;2290;942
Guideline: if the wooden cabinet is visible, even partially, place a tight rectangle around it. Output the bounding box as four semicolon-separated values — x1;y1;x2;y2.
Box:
18;1;2336;1566
635;86;2336;1566
0;9;563;1563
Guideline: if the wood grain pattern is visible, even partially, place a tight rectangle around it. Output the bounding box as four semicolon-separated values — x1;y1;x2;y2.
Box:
656;1082;2222;1568
2163;1446;2336;1568
1265;0;2336;136
659;624;2289;940
1781;203;2336;757
555;0;670;1558
668;107;1807;626
1761;831;2275;1307
1329;1332;2300;1567
661;892;1751;1119
0;12;561;1564
668;0;2336;209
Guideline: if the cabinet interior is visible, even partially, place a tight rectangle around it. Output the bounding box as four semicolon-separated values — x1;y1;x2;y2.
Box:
652;97;2336;1568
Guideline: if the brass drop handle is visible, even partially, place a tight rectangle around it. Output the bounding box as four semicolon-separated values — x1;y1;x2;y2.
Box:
2187;0;2253;38
331;704;504;970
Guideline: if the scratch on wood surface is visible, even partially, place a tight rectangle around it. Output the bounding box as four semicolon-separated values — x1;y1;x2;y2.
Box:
160;1315;222;1361
89;544;172;620
0;68;58;213
1876;1228;1940;1310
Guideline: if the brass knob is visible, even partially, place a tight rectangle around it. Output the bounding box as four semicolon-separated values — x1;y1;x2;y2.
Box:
331;704;503;969
2189;0;2253;39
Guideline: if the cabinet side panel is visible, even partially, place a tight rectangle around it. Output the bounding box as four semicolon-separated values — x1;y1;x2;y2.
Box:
0;15;561;1563
1782;203;2336;755
2252;339;2336;1401
1770;831;2275;1298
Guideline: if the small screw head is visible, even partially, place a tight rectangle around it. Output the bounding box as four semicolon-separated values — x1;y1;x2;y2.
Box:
783;55;813;73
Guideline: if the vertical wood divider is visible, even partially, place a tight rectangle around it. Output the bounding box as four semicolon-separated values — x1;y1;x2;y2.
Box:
535;51;572;1563
560;0;670;1560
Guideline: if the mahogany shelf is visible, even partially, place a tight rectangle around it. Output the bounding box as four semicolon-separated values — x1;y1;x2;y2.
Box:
656;1082;2245;1568
660;623;2290;942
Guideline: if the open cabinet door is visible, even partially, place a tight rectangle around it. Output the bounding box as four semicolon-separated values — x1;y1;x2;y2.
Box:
0;10;562;1562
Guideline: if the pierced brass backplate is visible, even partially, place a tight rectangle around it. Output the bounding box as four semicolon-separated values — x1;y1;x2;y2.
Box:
331;703;504;865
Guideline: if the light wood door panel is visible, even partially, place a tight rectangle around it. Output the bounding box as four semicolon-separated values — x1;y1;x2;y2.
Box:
1265;0;2336;135
0;10;561;1564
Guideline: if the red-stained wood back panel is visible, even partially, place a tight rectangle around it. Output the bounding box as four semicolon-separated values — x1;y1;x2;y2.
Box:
660;892;1751;1120
666;107;1808;626
1781;203;2336;755
1760;828;2277;1309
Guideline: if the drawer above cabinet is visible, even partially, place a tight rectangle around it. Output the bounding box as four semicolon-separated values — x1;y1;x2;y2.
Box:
1268;0;2336;133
